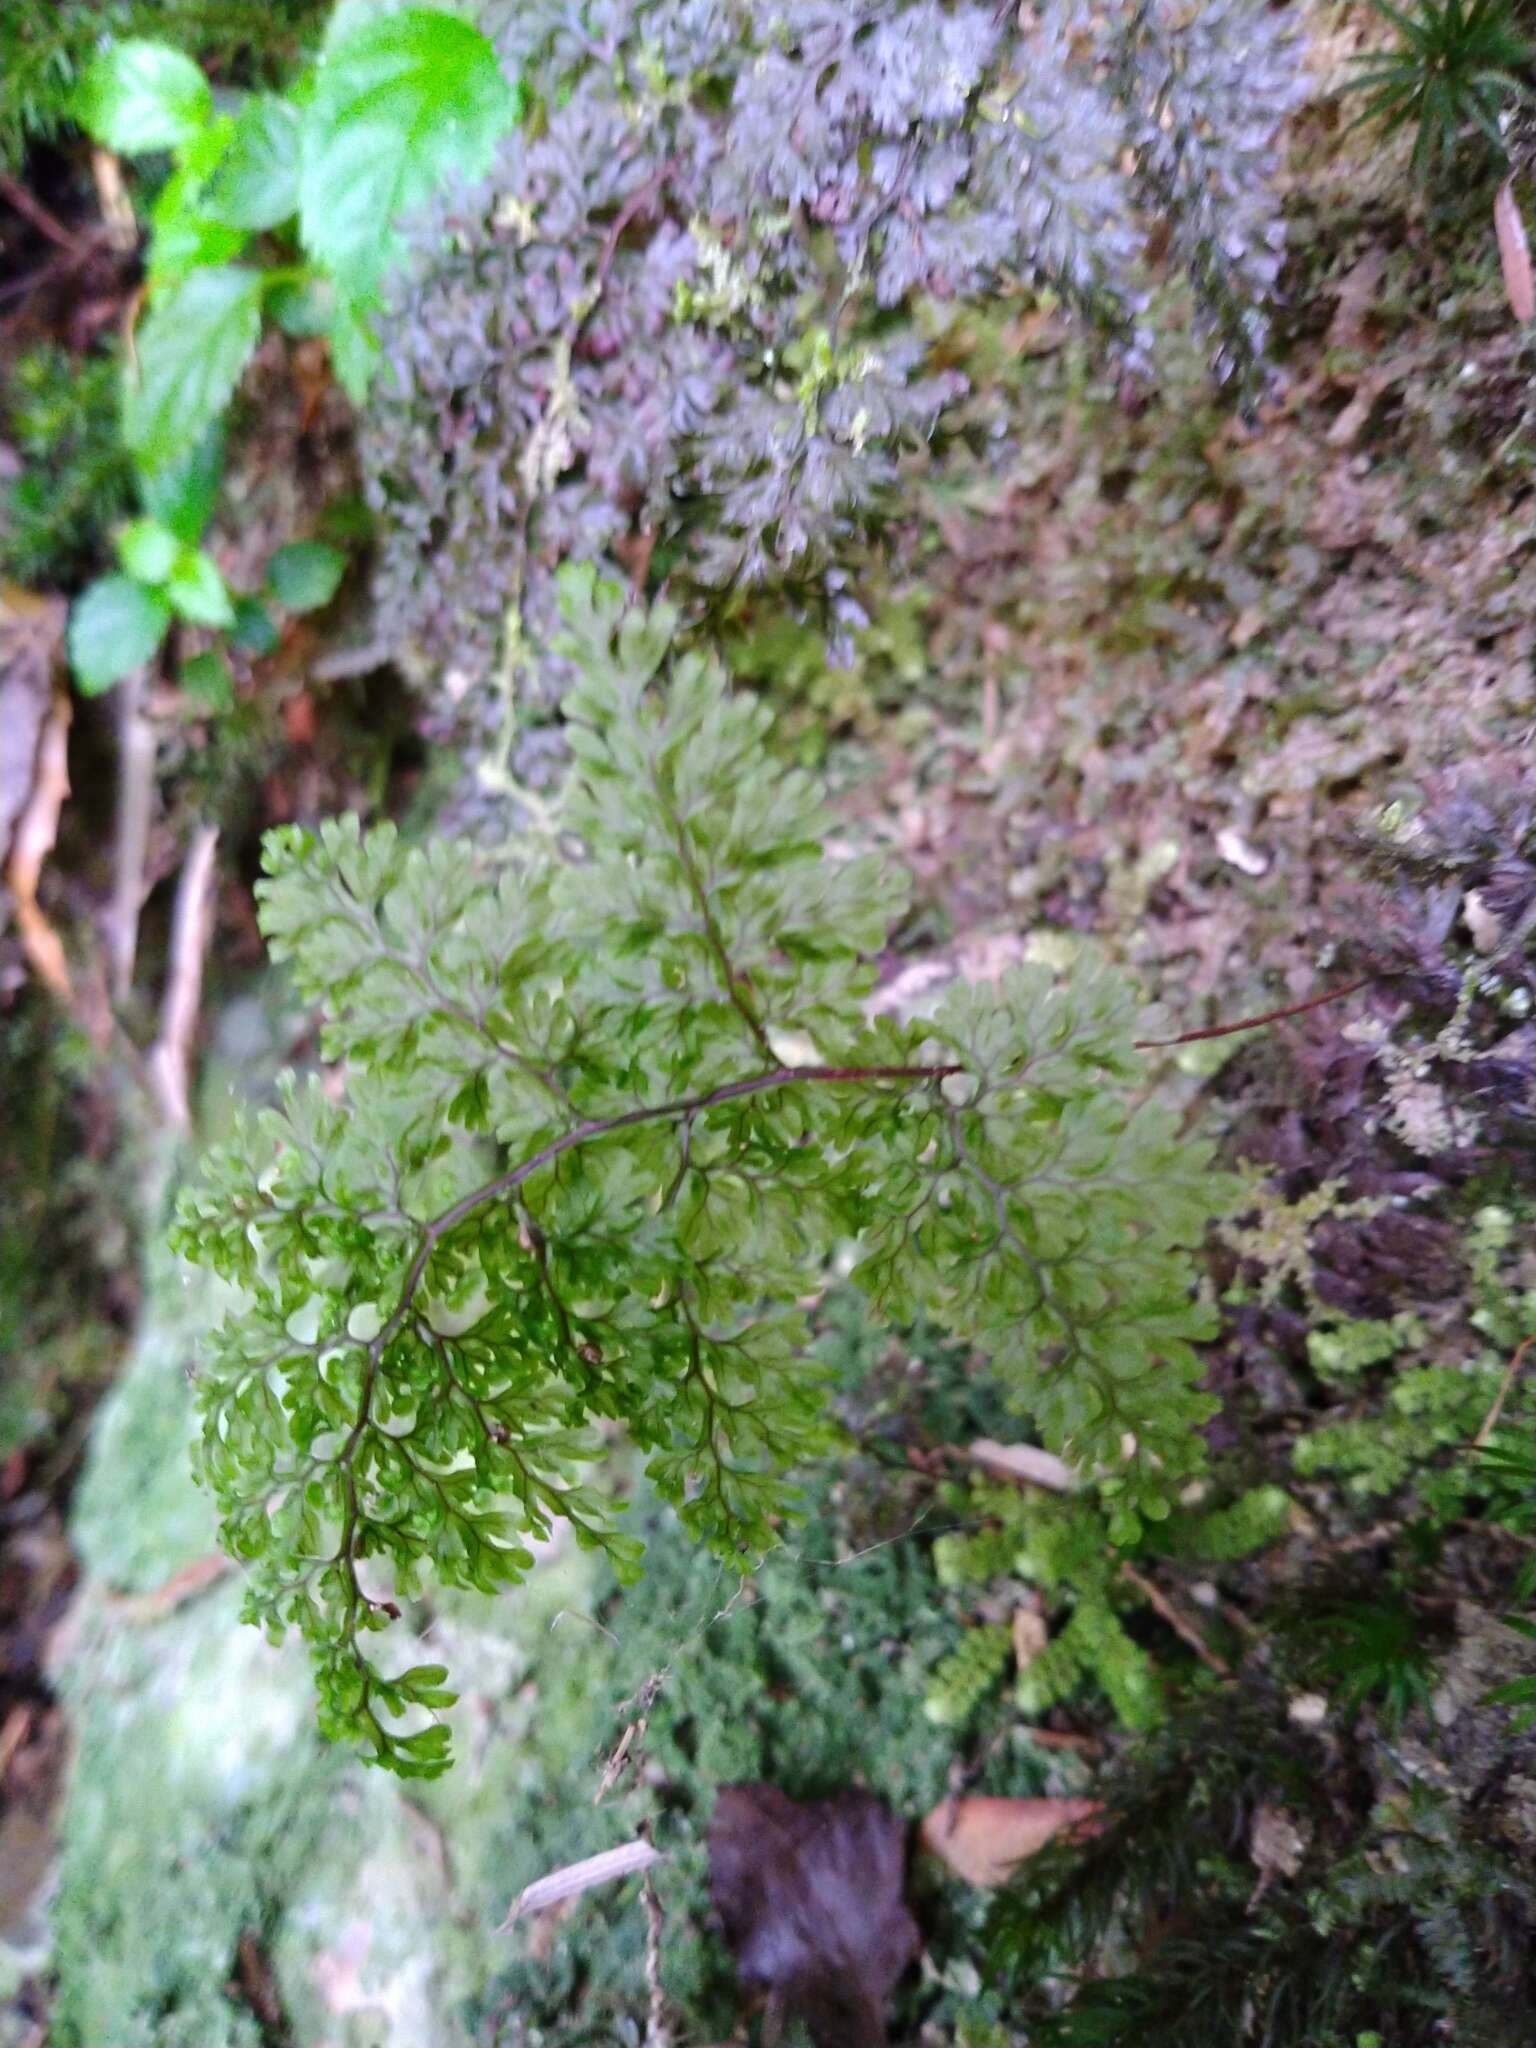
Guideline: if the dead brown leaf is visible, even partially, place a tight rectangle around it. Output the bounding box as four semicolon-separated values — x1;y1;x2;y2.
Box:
1496;179;1534;324
918;1795;1102;1888
0;585;61;862
708;1782;919;2048
959;1438;1075;1492
1011;1605;1049;1674
1326;246;1387;352
108;1553;233;1623
6;685;72;1002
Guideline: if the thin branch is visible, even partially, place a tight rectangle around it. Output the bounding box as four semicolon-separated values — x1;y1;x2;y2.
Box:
109;662;157;1004
1474;1335;1535;1449
7;689;74;1006
1118;1560;1232;1678
641;1858;672;2048
0;172;80;251
148;823;219;1129
1133;976;1372;1050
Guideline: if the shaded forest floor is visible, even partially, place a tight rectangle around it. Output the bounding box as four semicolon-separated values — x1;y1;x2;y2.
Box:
3;36;1536;2047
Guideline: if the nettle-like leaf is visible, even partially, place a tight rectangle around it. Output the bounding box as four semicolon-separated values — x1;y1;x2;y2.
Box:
68;573;171;694
75;39;213;155
298;7;519;294
122;265;266;468
173;567;1231;1775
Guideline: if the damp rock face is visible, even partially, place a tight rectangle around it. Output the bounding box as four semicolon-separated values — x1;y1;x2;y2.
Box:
37;1003;591;2048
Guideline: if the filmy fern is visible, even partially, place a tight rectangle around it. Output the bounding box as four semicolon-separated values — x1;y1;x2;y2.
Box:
172;567;1226;1775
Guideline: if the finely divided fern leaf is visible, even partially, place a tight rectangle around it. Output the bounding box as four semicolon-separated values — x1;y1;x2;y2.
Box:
173;565;1230;1774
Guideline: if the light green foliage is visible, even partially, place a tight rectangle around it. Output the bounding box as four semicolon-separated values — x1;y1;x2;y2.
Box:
266;538;346;612
1295;1206;1536;1519
121;265;267;465
67;573;172;694
76;39;212;153
171;566;1228;1774
1307;1313;1424;1380
925;1622;1015;1729
0;346;134;588
66;4;516;695
929;1475;1288;1731
1294;1360;1530;1510
299;8;518;295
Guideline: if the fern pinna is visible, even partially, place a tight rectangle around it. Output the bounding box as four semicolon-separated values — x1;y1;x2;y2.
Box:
174;568;1227;1774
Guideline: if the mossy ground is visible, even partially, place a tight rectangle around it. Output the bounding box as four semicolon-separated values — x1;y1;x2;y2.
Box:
4;7;1536;2043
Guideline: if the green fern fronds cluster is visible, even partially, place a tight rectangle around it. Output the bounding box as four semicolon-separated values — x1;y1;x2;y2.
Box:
171;565;1229;1774
926;1476;1286;1733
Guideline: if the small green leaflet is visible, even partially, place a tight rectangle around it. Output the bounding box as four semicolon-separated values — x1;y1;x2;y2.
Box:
298;9;517;293
115;517;180;584
166;546;235;628
139;425;225;546
210;96;303;230
324;288;382;403
147;121;244;287
68;575;171;695
179;650;235;711
75;40;212;155
123;266;266;467
267;541;346;612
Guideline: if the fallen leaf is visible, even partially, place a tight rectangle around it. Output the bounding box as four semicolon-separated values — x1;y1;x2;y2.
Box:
1011;1606;1049;1674
499;1837;663;1930
918;1795;1102;1889
1496;179;1534;324
1216;826;1270;878
0;585;63;865
708;1783;919;2048
961;1439;1075;1492
108;1552;234;1622
1326;246;1387;352
5;684;72;1002
1249;1803;1308;1886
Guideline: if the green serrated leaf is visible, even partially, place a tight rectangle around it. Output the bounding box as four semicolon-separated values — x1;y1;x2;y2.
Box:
146;119;243;287
166;546;235;628
325;288;381;402
209;94;303;229
179;649;234;710
115;517;179;585
268;274;334;339
138;424;226;546
75;40;213;156
124;266;266;467
297;9;517;292
267;540;346;612
68;575;171;694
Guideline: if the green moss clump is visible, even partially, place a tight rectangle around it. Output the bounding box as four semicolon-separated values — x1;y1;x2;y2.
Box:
0;348;133;590
0;1;329;169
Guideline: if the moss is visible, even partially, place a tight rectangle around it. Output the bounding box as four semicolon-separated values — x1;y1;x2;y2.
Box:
0;1;329;170
0;348;133;591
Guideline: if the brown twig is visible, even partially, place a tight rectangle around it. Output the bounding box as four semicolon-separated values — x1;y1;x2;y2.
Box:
148;823;220;1129
108;662;156;1003
7;688;74;1005
0;172;80;251
1018;1725;1103;1755
1119;1561;1233;1678
640;1856;672;2048
1133;976;1372;1050
1474;1335;1535;1449
90;147;138;252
